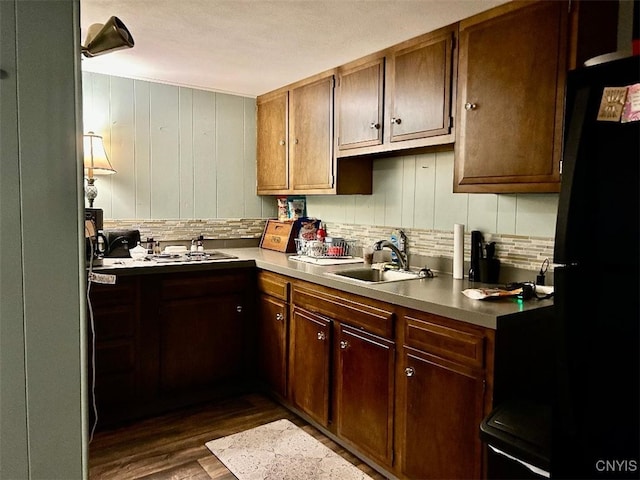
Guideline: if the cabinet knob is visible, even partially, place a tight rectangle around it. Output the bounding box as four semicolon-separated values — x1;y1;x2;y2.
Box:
236;305;243;313
295;138;299;144
275;313;284;321
278;140;286;146
405;367;415;377
391;117;402;125
317;332;326;341
370;122;380;130
340;340;349;350
464;102;477;111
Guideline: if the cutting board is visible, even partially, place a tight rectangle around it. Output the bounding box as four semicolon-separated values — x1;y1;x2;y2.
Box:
289;255;364;266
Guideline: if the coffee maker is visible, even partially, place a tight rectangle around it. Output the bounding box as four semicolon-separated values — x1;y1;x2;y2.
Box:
85;208;105;261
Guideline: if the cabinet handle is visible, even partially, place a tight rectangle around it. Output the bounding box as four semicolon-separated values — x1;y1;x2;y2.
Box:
295;138;299;144
405;367;415;377
464;102;477;111
278;140;286;146
317;332;326;341
236;305;243;313
370;122;380;130
391;117;402;125
275;313;284;321
340;340;349;350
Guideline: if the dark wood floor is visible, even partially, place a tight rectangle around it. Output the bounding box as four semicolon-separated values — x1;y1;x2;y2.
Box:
89;393;387;479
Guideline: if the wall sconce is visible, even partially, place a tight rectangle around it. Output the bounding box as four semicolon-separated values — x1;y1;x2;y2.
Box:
82;16;134;58
84;132;116;207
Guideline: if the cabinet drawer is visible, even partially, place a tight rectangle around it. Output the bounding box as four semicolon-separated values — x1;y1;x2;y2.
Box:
404;314;485;369
90;278;136;307
161;271;250;300
257;271;290;301
293;284;394;338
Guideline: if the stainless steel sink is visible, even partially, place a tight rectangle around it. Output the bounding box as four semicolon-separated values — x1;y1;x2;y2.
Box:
327;267;420;284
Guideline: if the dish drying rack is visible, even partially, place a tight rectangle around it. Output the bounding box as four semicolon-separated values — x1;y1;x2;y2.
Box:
294;238;356;258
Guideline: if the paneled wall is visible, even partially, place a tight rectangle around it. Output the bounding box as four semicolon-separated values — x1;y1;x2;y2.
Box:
2;1;85;477
308;151;559;238
82;72;275;219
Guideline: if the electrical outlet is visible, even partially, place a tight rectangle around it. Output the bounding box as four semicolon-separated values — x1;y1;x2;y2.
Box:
89;272;116;285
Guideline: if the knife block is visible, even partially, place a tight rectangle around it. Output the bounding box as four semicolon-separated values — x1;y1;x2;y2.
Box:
479;258;500;284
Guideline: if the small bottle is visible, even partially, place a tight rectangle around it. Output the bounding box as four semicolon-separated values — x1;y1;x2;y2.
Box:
317;223;326;242
146;237;154;255
197;235;204;252
154;241;161;255
190;239;197;252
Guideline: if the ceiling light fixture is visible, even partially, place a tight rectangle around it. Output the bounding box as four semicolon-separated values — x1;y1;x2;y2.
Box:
81;16;134;58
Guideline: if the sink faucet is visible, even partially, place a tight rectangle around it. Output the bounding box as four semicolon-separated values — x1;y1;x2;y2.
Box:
373;240;408;271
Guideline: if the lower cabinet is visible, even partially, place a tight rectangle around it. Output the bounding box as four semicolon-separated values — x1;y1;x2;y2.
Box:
271;272;495;479
256;271;290;399
395;309;493;479
397;348;486;478
289;280;396;471
157;292;248;396
257;293;288;397
289;306;332;427
88;276;139;426
334;323;395;467
89;267;255;428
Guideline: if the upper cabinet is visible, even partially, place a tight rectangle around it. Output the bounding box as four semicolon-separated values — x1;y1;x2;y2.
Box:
386;26;455;144
453;0;618;193
336;57;385;151
335;24;457;158
454;1;567;193
257;91;289;194
257;72;373;195
289;75;335;192
256;0;618;195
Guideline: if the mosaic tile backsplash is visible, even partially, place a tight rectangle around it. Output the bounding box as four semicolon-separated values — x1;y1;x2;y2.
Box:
104;218;554;272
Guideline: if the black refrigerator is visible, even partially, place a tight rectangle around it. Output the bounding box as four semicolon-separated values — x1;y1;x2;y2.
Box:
552;55;640;478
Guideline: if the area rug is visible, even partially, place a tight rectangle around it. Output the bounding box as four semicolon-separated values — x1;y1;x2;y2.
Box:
205;419;373;480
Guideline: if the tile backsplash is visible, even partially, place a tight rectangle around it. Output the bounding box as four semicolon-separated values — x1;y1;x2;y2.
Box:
104;218;554;273
326;223;554;273
103;219;266;242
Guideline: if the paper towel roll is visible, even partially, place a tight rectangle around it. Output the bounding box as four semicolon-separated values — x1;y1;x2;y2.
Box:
453;224;464;279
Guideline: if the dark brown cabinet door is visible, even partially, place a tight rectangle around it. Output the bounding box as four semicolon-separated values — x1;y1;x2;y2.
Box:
397;347;485;479
158;293;246;394
337;58;384;150
334;324;395;467
257;91;289;194
455;1;565;192
257;293;288;398
89;277;139;427
289;307;331;427
388;27;454;143
289;75;334;191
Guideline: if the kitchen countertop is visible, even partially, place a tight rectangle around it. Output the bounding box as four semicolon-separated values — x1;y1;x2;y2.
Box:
92;247;553;330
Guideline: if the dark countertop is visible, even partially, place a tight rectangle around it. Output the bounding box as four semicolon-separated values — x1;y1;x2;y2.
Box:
92;247;553;330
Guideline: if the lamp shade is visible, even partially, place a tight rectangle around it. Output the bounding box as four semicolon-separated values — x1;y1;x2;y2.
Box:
83;132;116;177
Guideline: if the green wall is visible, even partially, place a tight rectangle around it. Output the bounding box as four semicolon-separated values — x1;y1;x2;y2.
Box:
82;72;275;220
0;1;86;477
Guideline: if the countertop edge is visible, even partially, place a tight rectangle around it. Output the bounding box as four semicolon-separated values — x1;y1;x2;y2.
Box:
91;247;554;330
